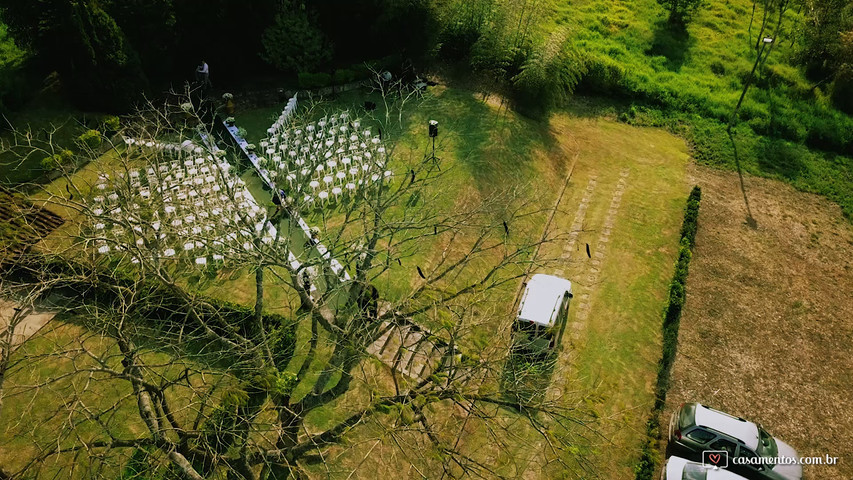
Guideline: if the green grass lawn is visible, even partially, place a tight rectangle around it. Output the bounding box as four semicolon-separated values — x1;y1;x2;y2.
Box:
21;83;689;477
0;316;224;477
233;87;691;477
540;116;689;478
0;90;106;186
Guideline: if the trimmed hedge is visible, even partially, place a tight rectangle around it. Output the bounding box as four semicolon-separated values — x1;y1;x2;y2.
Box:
635;186;701;480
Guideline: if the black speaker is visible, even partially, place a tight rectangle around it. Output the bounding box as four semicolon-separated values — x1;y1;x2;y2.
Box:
428;120;438;138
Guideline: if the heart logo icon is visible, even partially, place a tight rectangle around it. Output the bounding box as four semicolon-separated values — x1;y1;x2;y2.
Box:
709;454;721;464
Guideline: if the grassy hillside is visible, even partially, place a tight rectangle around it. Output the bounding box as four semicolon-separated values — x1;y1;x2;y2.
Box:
538;0;853;218
555;0;849;146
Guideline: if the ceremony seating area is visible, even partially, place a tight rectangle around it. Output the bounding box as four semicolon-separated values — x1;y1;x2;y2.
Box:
258;111;393;208
89;138;275;266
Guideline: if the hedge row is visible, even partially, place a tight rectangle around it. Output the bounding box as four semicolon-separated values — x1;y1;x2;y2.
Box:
635;186;702;480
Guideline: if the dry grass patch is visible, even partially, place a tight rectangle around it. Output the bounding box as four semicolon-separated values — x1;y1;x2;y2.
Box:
661;164;853;479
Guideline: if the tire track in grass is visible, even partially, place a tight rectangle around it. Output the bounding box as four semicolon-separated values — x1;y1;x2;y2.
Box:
544;175;598;405
552;176;598;278
570;169;629;339
547;169;630;405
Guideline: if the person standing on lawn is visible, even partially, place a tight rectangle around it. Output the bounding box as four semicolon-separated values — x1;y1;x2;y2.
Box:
196;60;211;88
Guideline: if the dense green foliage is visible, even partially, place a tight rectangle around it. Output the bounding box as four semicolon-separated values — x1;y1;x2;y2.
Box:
656;0;703;25
2;0;148;111
435;0;589;113
511;27;587;114
560;0;853;153
261;1;330;73
794;0;853;113
0;22;28;117
0;0;435;111
77;129;102;149
635;186;701;480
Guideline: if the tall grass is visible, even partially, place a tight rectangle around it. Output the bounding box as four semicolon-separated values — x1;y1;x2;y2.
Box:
533;0;853;217
558;0;853;152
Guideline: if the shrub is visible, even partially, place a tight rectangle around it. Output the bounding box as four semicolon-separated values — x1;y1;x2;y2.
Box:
577;55;628;96
349;63;373;80
332;68;356;85
42;149;77;173
511;28;587;115
438;20;483;61
261;5;330;73
679;187;702;246
831;70;853;114
59;149;74;163
41;155;62;171
709;61;726;76
78;129;102;149
102;115;120;133
298;72;332;89
236;127;248;139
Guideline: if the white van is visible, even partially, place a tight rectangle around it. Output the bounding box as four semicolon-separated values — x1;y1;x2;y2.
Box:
512;274;573;355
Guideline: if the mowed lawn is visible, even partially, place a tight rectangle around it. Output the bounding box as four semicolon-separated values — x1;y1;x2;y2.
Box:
521;115;690;478
229;89;691;478
10;85;691;478
661;165;853;479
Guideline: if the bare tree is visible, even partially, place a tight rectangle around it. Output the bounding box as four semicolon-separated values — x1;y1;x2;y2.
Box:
0;88;595;479
730;0;794;129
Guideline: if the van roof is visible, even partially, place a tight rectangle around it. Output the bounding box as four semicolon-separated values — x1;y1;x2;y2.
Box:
517;274;572;327
694;404;759;450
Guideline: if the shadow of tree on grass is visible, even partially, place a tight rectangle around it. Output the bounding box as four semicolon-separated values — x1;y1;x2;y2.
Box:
646;20;695;72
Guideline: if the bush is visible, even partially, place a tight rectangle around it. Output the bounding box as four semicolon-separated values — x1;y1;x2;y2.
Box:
332;68;356;85
679;187;702;246
261;4;330;73
298;72;332;89
349;63;373;80
78;129;103;149
41;149;76;171
577;55;629;96
438;20;483;61
511;28;587;115
102;115;120;133
41;155;61;171
832;70;853;114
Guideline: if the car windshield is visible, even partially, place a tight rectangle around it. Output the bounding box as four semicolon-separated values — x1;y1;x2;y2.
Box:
679;403;696;429
756;427;778;458
514;321;549;338
682;463;708;480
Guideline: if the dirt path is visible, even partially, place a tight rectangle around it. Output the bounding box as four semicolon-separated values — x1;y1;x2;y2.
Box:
1;300;56;352
660;164;853;479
